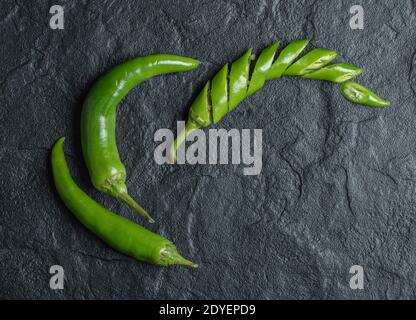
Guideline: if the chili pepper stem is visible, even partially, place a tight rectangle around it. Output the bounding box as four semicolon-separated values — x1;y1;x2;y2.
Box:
170;120;200;163
118;192;155;223
160;244;199;268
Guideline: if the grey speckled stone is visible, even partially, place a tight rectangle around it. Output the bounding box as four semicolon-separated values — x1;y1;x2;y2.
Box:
1;0;415;299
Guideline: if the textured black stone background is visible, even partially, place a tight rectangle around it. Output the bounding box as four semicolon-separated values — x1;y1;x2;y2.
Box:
1;0;415;300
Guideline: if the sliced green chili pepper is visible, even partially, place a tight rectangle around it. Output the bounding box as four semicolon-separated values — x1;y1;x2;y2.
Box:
303;63;363;83
266;39;309;79
189;81;211;127
81;54;200;223
247;41;280;96
229;48;253;110
52;137;198;268
284;48;338;76
340;81;390;107
211;64;229;124
170;40;390;162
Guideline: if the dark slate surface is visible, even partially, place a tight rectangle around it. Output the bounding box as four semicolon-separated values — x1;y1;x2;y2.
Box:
1;0;415;299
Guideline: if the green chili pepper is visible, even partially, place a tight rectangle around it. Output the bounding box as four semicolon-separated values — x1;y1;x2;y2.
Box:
303;63;363;83
247;41;280;96
188;81;211;127
266;39;309;79
229;48;252;110
340;81;390;107
170;40;390;162
81;54;200;223
52;137;198;268
211;64;229;123
283;48;338;76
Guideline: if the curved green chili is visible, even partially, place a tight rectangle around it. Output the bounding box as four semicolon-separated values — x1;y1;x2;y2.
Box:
52;137;198;268
170;40;390;162
81;54;200;223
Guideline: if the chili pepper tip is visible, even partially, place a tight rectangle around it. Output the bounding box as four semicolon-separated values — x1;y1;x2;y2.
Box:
119;193;155;223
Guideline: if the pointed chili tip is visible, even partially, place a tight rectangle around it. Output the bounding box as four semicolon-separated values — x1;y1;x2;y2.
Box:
160;244;199;268
175;255;199;268
52;137;66;157
54;137;66;148
189;58;201;68
118;192;155;223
